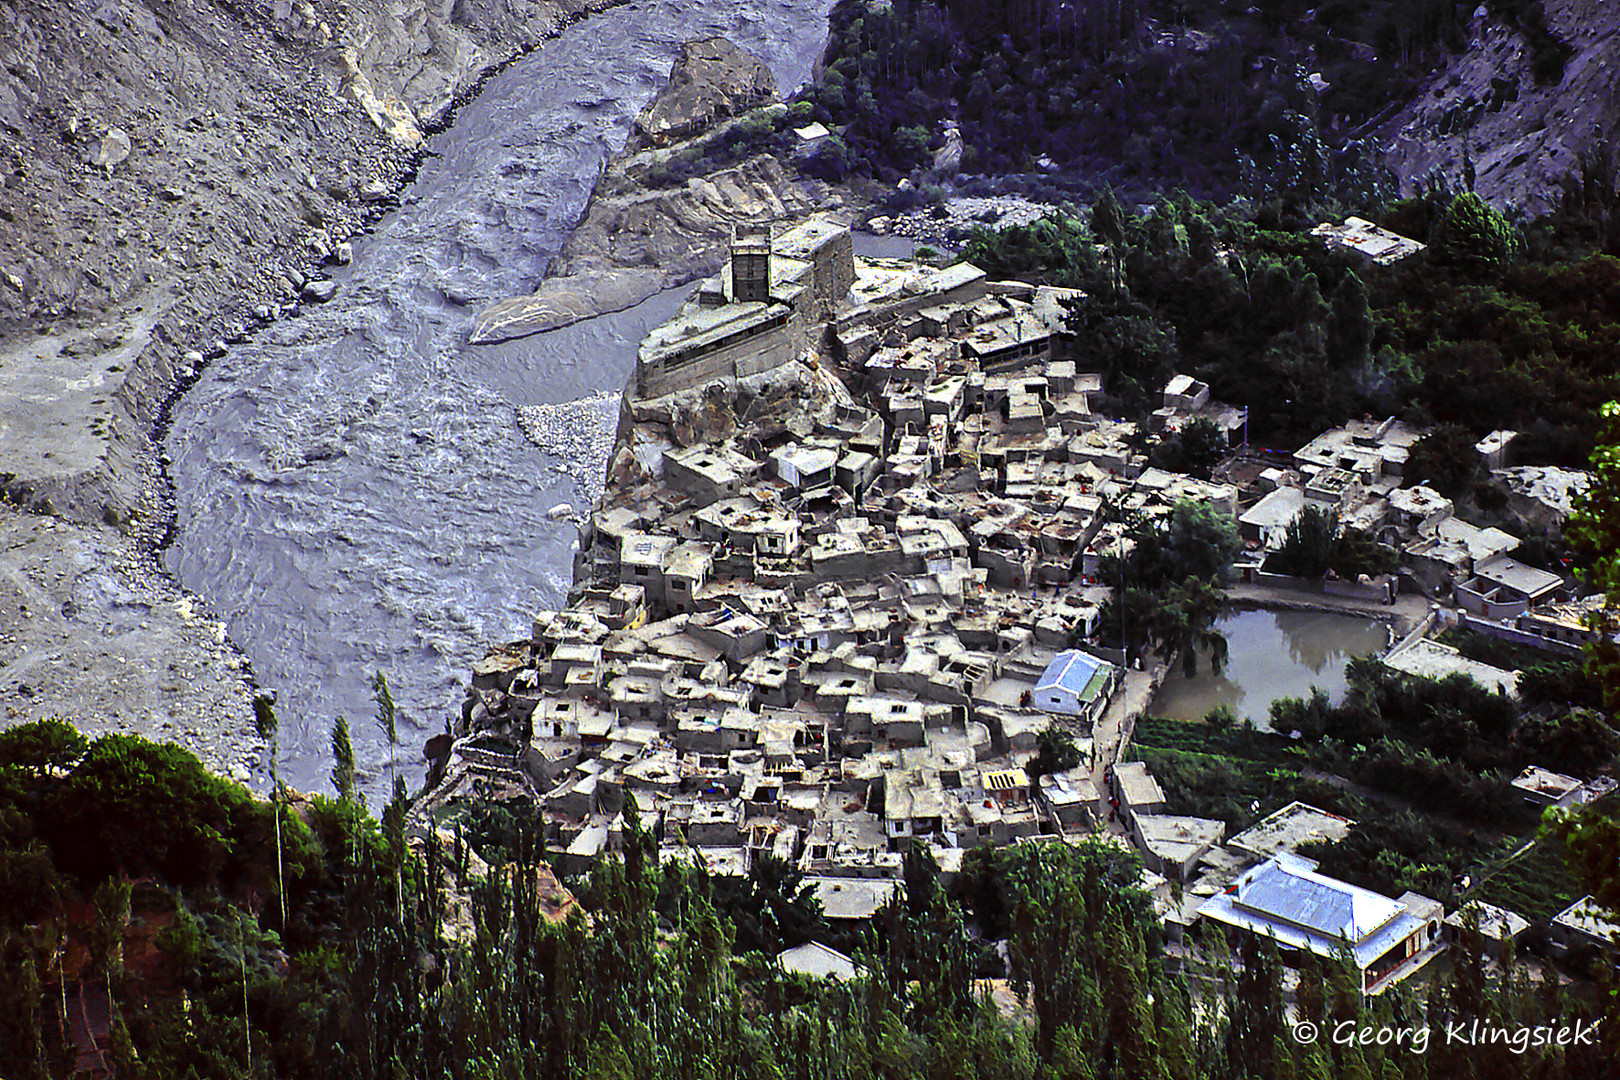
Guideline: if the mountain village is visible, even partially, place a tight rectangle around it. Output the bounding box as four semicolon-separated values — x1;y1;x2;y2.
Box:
412;216;1618;993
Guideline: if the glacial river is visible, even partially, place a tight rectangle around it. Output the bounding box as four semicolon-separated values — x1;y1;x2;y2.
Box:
164;0;835;802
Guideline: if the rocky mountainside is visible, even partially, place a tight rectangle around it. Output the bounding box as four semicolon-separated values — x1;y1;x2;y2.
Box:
0;0;613;774
0;0;614;527
1377;0;1620;216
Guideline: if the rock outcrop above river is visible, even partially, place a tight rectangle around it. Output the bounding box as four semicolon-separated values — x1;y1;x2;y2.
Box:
628;36;777;150
470;36;826;344
471;268;669;343
1377;0;1620;215
470;153;817;343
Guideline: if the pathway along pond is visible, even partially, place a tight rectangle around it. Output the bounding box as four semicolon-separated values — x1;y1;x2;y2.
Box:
164;0;835;803
1147;609;1392;729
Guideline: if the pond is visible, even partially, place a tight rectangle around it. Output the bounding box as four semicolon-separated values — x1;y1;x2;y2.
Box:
1147;609;1391;729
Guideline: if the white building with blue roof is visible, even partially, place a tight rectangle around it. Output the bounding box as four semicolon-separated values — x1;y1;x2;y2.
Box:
1198;853;1443;993
1032;648;1120;725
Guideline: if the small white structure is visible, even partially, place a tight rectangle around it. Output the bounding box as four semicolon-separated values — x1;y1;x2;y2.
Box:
1311;217;1426;265
1444;900;1529;949
778;940;859;981
771;444;838;492
793;121;832;149
1549;896;1620;957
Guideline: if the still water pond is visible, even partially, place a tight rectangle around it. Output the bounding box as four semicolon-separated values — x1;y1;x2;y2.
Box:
1148;609;1391;728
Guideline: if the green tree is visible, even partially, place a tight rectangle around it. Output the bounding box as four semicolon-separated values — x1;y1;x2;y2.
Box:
1157;577;1232;677
1269;503;1339;579
373;671;398;792
331;716;357;803
0;719;88;776
1030;727;1082;781
1433;191;1517;274
1405;424;1479;500
1333;526;1400;580
1091;187;1126;274
1178;416;1228;478
254;694;289;928
1326;271;1374;368
41;735;250;885
1567;400;1620;712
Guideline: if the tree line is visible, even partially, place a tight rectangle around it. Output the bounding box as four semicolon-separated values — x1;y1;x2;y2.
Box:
3;704;1617;1077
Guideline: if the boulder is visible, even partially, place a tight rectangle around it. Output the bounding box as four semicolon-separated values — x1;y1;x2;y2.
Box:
91;127;131;169
301;278;338;302
629;37;777;150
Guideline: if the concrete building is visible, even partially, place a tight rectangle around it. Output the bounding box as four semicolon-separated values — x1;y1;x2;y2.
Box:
664;444;761;508
1508;765;1584;807
1239;487;1306;548
1549;896;1620;959
1381;638;1518;695
1311;217;1426;265
1463;554;1564;615
778;940;859;981
1133;814;1225;880
1227;802;1356;861
619;532;678;594
1039;766;1099;830
731;222;772;302
772;443;838;493
1111;761;1166;831
1444;901;1529;951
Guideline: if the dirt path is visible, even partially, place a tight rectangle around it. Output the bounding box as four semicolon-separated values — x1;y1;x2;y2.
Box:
1223;581;1431;638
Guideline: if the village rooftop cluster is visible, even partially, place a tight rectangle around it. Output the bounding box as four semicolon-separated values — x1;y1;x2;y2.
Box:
413;218;1614;991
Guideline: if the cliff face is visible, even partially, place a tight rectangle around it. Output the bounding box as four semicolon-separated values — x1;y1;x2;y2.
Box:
1377;0;1620;216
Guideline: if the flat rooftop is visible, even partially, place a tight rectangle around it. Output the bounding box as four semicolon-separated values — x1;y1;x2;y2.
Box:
1382;639;1517;695
1228;801;1355;860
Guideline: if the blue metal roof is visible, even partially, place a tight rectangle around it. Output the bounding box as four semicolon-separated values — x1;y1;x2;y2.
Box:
1035;649;1109;698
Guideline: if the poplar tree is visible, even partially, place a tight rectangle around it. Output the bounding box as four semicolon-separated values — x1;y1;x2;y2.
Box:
331;716;357;802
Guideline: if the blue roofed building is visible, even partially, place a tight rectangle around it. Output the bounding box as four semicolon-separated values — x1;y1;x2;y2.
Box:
1032;648;1120;725
1197;853;1444;994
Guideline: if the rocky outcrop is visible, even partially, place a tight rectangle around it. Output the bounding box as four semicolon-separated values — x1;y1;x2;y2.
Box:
470;152;816;342
628;36;777;150
1376;0;1620;216
471;38;829;345
471;268;668;343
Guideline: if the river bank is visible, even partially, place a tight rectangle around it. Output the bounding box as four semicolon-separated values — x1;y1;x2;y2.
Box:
0;0;628;779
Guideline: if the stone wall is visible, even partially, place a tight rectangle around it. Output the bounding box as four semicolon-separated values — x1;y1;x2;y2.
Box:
638;305;807;398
